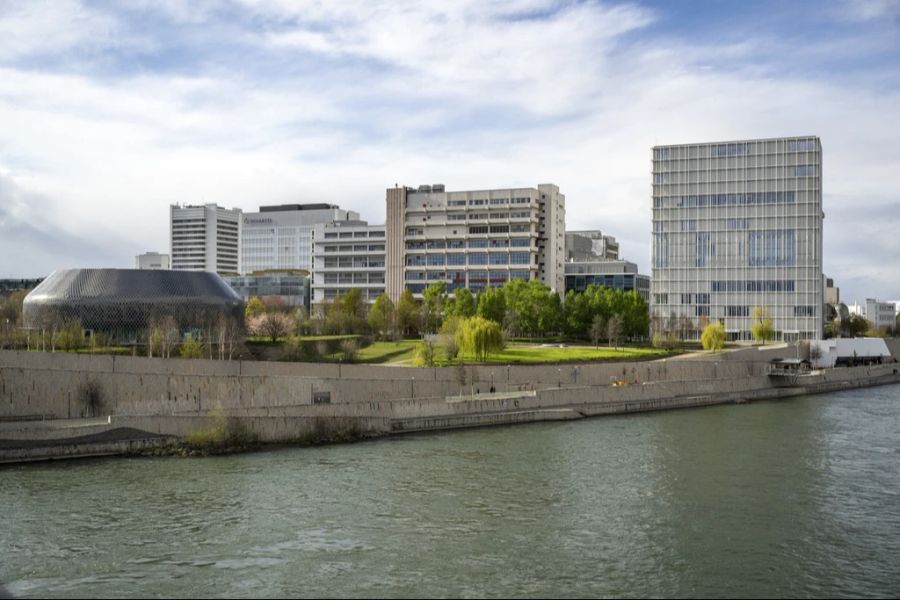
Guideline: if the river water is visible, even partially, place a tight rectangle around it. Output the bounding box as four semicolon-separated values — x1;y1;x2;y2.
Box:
2;385;900;598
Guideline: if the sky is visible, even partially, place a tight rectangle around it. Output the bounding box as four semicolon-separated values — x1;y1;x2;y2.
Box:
0;0;898;303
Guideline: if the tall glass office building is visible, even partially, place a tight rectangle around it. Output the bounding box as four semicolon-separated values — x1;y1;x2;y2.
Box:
651;136;823;341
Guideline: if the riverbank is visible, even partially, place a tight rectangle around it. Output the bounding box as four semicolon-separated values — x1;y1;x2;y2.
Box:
2;346;899;463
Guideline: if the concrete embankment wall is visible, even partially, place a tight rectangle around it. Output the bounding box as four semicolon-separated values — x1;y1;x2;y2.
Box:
2;349;899;451
0;350;773;421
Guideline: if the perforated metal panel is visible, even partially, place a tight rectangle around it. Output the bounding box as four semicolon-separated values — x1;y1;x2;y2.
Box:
23;269;244;341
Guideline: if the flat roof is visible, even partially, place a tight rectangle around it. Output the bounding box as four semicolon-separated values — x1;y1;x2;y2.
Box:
259;204;338;212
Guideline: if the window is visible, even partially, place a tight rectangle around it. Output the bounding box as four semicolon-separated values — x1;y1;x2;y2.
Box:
795;165;814;177
489;225;510;234
749;230;796;267
794;306;815;317
406;254;426;266
510;238;530;247
468;239;489;248
447;239;465;248
726;306;749;317
447;253;465;265
489;253;508;265
469;253;488;265
510;252;530;264
509;270;530;280
468;226;489;234
448;214;467;221
427;254;445;266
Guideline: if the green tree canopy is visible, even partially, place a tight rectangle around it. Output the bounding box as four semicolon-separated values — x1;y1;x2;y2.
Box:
396;289;420;337
701;322;726;351
476;287;506;324
455;316;504;362
751;306;775;344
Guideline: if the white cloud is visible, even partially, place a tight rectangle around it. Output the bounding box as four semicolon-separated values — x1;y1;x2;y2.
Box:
0;0;898;301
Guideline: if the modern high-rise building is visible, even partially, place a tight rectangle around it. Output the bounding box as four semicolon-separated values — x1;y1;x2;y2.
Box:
565;231;619;261
135;252;170;270
651;136;824;341
241;204;360;275
384;184;565;300
311;220;386;305
170;204;242;274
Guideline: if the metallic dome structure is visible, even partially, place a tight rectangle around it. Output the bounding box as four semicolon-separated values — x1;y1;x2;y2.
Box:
23;269;244;341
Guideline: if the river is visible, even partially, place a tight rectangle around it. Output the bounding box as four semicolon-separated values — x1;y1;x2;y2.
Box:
2;385;900;598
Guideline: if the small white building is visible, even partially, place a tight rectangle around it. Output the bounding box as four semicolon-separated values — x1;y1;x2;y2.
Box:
135;252;170;270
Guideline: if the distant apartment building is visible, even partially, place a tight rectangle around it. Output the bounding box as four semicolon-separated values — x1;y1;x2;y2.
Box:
384;184;565;300
565;231;619;261
241;204;359;275
224;271;310;309
849;299;897;331
311;220;386;305
564;260;650;303
651;136;824;341
170;204;242;274
135;252;170;270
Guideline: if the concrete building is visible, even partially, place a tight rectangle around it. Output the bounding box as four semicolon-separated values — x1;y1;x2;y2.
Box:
224;271;311;309
311;220;386;305
135;252;170;270
849;298;897;332
564;260;650;303
824;275;840;305
241;204;359;275
651;136;824;341
565;231;619;261
170;204;242;275
384;183;565;299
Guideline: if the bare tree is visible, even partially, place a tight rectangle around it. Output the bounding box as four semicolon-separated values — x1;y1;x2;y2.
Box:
607;314;624;350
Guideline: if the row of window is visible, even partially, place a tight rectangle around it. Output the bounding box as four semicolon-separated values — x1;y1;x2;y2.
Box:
654;191;798;208
654;166;817;184
653;140;816;160
446;197;533;207
323;231;384;239
405;252;532;266
405;270;532;292
405;238;531;250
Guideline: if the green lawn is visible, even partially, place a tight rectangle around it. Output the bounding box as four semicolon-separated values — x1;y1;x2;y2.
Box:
341;340;670;365
473;343;670;364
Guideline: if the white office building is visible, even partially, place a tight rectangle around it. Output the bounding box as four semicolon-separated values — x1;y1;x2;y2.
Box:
651;136;824;341
565;231;619;261
241;204;359;275
311;220;386;305
170;204;242;274
385;183;565;300
849;299;897;331
135;252;170;270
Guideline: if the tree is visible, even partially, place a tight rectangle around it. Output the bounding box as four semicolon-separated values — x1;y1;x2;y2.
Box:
751;306;775;344
447;288;476;319
420;281;447;334
845;314;869;338
342;288;367;332
396;289;420;337
590;314;606;348
250;312;294;343
607;314;624;349
701;322;726;351
456;316;504;362
340;338;359;363
368;293;395;340
476;287;506;324
245;296;266;320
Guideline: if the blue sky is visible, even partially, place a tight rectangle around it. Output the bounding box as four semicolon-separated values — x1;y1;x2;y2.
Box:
0;0;898;303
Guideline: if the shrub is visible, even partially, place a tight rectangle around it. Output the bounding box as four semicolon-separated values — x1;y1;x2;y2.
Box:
180;334;204;359
414;340;436;366
340;338;359;363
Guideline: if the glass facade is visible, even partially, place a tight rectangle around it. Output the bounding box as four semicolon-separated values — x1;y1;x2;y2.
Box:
650;136;823;341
